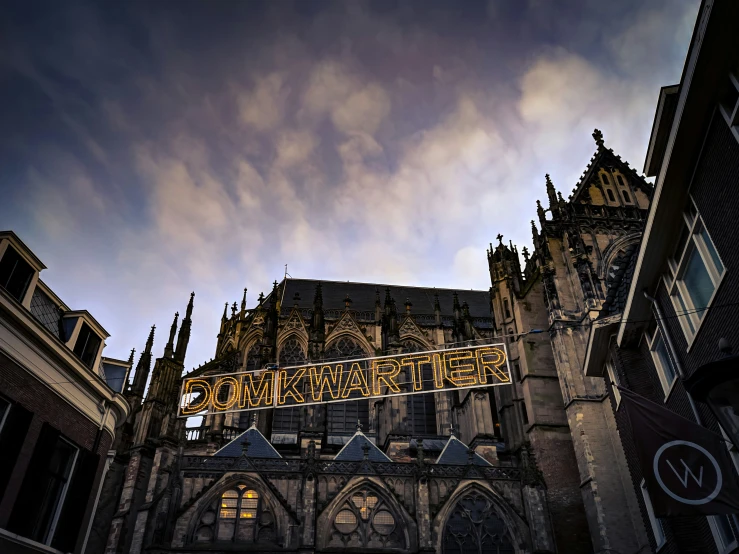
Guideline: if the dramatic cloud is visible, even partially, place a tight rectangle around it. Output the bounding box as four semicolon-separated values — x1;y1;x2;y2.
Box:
0;0;699;370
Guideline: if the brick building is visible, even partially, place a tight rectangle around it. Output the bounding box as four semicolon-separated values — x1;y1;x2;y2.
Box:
582;0;739;553
0;231;131;554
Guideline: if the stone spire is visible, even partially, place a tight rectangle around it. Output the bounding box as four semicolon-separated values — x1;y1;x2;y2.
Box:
545;174;557;211
310;282;325;346
536;200;546;228
241;288;247;315
222;302;228;322
175;292;194;363
163;312;178;358
130;325;155;402
128;348;135;366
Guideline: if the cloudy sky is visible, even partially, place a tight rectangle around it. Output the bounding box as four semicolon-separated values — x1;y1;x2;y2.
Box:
0;0;698;371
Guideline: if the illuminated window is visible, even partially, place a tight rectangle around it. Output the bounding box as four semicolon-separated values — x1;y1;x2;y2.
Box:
194;486;273;544
331;488;402;547
325;337;370;433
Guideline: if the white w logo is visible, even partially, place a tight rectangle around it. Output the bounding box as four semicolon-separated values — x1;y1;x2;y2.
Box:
666;458;704;488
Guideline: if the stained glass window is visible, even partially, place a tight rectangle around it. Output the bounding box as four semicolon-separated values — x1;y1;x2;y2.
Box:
402;340;437;435
325;337;369;433
273;338;306;433
330;487;402;548
442;491;514;554
196;487;270;544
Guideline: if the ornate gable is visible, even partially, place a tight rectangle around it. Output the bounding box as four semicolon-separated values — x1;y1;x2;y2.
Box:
569;130;652;207
326;310;365;344
278;308;309;350
398;316;430;346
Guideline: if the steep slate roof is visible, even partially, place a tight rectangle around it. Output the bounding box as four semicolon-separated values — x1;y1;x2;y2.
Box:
334;429;392;462
269;279;492;322
214;424;282;458
600;243;640;318
435;435;492;466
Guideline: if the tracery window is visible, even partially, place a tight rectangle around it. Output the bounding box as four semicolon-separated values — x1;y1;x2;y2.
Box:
193;485;275;545
328;488;404;549
325;337;369;433
273;338;306;433
401;340;436;435
442;491;514;554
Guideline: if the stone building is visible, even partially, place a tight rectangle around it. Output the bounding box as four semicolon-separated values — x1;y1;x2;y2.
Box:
95;280;573;554
488;131;654;553
0;231;131;554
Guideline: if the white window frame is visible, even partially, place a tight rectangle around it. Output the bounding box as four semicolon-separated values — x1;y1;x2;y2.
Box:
604;360;621;408
641;479;666;550
646;327;678;400
664;198;725;349
708;514;739;554
718;71;739;144
44;437;80;546
0;396;10;435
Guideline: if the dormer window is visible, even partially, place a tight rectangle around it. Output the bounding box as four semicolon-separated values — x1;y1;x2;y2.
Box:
622;190;632;203
0;245;34;303
73;322;102;369
617;175;626;187
600;173;610;186
605;188;616;202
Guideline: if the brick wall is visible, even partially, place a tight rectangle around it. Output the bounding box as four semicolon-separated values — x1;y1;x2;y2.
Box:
0;351;112;549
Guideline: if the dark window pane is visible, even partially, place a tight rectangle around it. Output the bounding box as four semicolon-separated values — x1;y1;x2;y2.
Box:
0;246;34;302
30;289;63;339
73;323;102;368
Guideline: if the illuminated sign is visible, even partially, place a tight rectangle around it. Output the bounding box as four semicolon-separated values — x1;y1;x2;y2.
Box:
178;343;509;417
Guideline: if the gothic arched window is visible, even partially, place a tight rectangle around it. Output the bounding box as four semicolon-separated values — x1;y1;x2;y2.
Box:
273;338;307;433
328;487;405;549
193;485;275;545
325;337;369;434
442;491;514;554
401;340;436;435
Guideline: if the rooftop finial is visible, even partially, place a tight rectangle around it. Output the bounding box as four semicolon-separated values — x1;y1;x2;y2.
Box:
145;325;155;353
496;233;504;245
405;298;412;314
231;302;237;317
128;348;135;366
449;423;456;437
344;293;352;310
222;302;228;321
593;128;604;148
356;419;363;433
251;413;258;428
522;246;530;262
241;288;247;312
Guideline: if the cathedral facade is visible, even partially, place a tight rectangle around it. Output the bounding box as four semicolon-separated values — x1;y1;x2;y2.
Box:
91;131;655;554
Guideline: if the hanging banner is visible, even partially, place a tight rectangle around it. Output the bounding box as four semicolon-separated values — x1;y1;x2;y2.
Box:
178;343;510;417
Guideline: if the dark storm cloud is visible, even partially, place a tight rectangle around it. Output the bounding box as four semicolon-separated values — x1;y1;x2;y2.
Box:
0;0;698;368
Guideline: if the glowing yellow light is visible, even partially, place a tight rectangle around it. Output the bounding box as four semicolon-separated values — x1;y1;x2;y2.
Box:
443;351;477;387
181;379;212;415
309;364;343;401
371;359;401;396
212;376;239;410
277;368;306;405
341;362;370;398
239;371;274;408
400;355;431;391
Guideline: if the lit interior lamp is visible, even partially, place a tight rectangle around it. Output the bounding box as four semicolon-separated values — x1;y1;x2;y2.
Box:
684;339;739;450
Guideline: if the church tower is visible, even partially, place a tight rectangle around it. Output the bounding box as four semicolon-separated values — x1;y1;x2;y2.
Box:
489;130;653;553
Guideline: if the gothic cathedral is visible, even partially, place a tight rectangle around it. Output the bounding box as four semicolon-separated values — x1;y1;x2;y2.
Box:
90;130;653;554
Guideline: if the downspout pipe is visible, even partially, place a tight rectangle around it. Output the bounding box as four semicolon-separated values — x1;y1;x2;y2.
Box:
643;290;703;425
